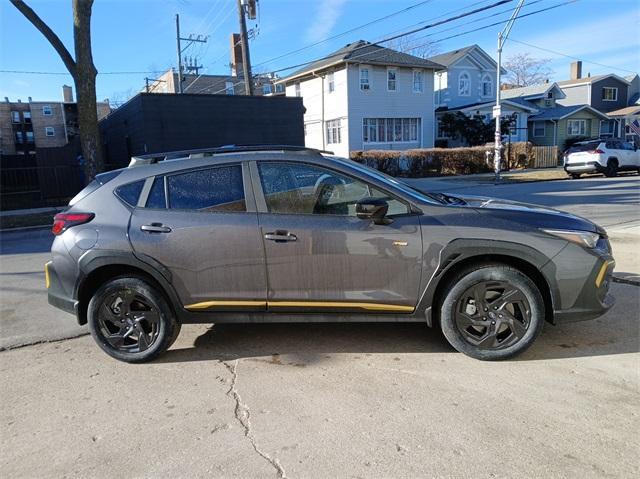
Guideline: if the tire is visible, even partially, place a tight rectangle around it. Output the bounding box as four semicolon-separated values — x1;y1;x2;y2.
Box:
570;173;581;179
439;264;545;361
87;276;179;363
604;159;618;177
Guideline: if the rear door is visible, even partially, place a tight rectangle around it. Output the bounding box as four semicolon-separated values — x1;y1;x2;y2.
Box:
252;160;423;314
128;163;267;311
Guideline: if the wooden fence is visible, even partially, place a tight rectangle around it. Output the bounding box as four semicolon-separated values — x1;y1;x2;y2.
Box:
531;146;560;168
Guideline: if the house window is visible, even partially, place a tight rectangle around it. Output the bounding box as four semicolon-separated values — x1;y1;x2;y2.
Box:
482;74;492;97
45;126;55;137
544;99;553;107
326;119;342;144
600;120;616;137
567;119;587;136
23;111;31;123
15;131;24;143
11;111;20;123
547;91;553;99
25;131;35;143
458;72;470;96
294;82;301;97
533;121;546;137
327;72;335;93
436;118;449;139
42;105;52;115
413;70;424;93
262;83;272;95
360;67;370;91
225;81;235;95
387;68;397;91
276;84;285;93
602;87;618;101
363;118;420;143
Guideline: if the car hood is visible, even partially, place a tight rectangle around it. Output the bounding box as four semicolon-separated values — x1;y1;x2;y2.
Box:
446;193;604;235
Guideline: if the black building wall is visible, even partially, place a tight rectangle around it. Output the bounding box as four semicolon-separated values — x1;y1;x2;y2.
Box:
99;93;305;167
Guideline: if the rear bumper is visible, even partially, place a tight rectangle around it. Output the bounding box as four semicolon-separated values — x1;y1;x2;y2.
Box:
564;161;604;174
46;261;78;317
552;257;616;323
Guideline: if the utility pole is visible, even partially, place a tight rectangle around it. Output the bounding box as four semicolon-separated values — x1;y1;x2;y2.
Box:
237;0;255;96
175;14;208;94
145;77;166;93
494;0;525;182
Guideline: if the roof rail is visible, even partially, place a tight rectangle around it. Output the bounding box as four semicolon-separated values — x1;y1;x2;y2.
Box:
128;145;333;167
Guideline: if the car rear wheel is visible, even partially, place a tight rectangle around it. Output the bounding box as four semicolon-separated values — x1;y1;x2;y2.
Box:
439;264;545;360
604;159;618;177
88;277;179;363
570;173;581;179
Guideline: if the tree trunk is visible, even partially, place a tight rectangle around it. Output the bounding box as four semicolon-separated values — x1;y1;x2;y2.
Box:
73;0;103;179
10;0;103;182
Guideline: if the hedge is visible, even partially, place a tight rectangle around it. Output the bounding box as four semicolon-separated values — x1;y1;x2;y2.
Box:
350;142;533;177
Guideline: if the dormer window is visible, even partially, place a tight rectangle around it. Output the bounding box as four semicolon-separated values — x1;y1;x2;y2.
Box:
547;91;553;99
458;72;470;96
481;74;492;97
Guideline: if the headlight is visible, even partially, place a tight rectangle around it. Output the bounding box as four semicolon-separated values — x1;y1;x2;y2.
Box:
542;229;600;248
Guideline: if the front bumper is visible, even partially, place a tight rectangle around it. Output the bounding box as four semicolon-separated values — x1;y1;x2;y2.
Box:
46;261;78;316
552;256;616;323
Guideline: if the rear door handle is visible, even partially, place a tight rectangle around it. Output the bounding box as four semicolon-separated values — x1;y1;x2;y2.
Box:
264;231;297;243
141;223;172;233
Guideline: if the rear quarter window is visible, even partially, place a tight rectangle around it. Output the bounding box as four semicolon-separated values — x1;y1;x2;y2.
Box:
115;180;145;207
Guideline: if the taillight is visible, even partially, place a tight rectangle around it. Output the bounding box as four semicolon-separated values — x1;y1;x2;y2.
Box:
592;149;605;154
52;212;94;235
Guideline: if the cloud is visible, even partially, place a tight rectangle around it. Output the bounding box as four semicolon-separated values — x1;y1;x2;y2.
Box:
305;0;348;42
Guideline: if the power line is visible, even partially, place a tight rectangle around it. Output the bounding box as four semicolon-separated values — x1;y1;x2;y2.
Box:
507;37;638;74
0;69;167;75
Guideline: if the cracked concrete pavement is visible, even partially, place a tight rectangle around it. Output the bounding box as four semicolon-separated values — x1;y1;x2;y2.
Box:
1;174;639;477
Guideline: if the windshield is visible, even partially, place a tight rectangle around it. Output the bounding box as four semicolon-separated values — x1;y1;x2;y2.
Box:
327;156;445;205
567;142;601;153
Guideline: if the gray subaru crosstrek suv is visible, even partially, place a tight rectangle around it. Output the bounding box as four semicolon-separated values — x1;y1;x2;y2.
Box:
46;146;615;362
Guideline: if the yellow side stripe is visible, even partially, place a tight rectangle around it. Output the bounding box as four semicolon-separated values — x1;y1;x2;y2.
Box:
44;262;51;289
185;300;414;313
595;260;615;288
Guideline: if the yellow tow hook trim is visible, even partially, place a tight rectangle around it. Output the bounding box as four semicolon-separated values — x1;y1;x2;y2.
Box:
45;262;51;289
595;260;615;288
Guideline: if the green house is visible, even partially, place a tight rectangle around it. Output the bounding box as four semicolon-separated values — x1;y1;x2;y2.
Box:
527;104;608;149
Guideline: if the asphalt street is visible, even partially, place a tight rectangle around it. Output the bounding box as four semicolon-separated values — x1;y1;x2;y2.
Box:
1;174;639;478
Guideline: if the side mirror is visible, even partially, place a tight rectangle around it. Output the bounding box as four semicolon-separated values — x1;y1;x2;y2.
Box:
356;198;391;225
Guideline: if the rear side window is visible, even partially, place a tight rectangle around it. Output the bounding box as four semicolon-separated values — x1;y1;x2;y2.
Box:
115;180;145;207
167;165;246;212
146;176;166;209
568;142;601;153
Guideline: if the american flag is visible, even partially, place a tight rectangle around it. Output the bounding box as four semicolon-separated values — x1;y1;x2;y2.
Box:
630;119;640;136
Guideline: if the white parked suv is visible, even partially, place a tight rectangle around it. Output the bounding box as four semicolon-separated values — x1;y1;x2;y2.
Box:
564;139;640;178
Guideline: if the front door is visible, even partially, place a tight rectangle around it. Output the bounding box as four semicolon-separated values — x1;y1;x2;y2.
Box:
128;163;266;311
253;161;423;314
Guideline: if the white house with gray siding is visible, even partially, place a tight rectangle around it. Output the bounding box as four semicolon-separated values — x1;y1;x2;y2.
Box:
276;41;443;157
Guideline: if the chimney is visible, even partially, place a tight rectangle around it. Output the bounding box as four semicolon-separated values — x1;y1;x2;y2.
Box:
4;97;8;103
570;61;582;80
230;33;243;77
62;84;74;102
28;96;32;102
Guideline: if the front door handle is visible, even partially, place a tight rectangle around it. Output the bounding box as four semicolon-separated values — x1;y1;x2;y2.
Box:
264;231;297;243
141;223;172;233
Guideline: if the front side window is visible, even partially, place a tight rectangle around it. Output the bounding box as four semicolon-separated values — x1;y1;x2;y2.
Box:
42;105;52;115
360;67;370;91
45;126;55;136
167;165;246;212
413;70;424;93
326;119;342;144
258;162;409;216
567;119;586;136
387;68;397;91
482;74;492;97
225;81;234;95
533;121;546;137
602;87;618;101
11;111;20;123
458;72;470;96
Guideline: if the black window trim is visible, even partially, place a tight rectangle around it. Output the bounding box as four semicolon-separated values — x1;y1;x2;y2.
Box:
252;159;416;219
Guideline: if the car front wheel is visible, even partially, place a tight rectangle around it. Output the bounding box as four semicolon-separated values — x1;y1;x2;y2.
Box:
439;264;545;360
87;276;179;363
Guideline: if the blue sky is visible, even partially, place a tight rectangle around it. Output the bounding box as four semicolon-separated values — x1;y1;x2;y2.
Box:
1;0;638;103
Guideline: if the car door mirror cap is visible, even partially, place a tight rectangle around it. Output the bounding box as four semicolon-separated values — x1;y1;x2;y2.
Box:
356;198;392;225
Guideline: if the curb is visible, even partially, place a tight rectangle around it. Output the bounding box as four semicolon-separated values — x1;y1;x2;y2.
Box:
612;276;640;287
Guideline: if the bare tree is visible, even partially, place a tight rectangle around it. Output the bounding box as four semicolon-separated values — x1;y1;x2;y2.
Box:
503;53;553;87
11;0;103;181
386;33;439;59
